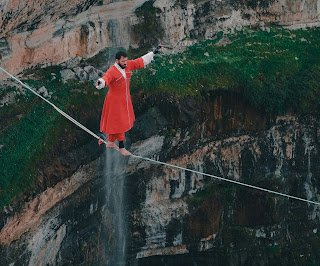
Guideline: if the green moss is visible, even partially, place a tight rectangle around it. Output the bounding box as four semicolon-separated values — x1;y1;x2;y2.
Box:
131;26;320;114
222;225;254;246
23;65;63;80
265;244;280;255
0;103;66;206
187;182;236;206
309;236;320;262
0;68;105;209
86;47;111;68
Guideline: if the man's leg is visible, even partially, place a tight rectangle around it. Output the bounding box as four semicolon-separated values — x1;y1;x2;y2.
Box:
106;133;130;155
106;134;119;149
117;133;131;156
119;141;125;149
117;132;125;148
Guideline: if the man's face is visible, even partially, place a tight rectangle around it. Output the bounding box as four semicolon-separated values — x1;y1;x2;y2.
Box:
116;56;128;69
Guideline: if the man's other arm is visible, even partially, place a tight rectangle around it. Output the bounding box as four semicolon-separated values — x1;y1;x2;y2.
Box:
94;71;113;90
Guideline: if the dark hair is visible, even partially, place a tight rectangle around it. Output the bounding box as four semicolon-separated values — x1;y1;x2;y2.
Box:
115;51;127;60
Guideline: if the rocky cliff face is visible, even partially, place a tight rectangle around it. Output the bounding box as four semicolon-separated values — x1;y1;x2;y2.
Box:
125;93;320;264
0;141;131;265
1;0;320;265
0;155;107;265
1;0;320;79
1;91;320;265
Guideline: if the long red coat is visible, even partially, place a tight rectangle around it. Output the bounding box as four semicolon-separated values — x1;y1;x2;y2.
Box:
100;57;144;134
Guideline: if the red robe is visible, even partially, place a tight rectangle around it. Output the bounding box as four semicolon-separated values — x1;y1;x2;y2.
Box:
100;57;144;134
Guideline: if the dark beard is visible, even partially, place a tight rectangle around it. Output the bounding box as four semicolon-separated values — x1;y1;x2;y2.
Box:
118;63;126;69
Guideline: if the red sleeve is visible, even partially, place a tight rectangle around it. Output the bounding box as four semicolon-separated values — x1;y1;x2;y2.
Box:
127;58;144;71
102;70;113;86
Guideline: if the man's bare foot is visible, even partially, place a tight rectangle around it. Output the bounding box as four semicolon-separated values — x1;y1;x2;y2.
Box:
106;141;119;150
119;148;131;156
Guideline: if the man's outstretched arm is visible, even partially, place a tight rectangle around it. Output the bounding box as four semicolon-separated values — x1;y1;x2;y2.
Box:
142;43;164;66
94;71;113;89
129;44;164;70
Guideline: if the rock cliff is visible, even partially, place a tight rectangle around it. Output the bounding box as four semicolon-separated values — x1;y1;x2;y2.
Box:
1;91;319;265
1;0;320;79
126;93;320;264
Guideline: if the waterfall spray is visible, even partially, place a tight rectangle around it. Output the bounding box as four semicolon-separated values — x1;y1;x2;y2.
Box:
104;147;128;265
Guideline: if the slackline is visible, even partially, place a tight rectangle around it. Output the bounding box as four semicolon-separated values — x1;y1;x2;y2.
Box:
1;66;319;206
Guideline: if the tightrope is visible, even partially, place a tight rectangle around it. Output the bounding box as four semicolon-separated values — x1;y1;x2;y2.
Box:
1;66;320;206
0;67;102;141
131;155;320;206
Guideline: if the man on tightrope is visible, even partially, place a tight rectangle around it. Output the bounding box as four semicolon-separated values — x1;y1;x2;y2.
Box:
94;44;163;156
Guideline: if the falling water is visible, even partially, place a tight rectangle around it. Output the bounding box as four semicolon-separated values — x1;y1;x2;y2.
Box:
104;145;129;265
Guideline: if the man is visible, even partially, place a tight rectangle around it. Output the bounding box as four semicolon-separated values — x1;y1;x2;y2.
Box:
94;44;163;156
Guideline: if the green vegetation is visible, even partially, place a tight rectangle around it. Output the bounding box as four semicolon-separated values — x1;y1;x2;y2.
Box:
187;181;236;206
86;47;111;68
133;1;164;48
222;225;254;246
187;171;284;212
131;26;320;114
0;67;106;209
265;244;281;255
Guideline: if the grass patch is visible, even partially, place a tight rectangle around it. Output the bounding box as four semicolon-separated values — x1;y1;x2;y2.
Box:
131;26;320;114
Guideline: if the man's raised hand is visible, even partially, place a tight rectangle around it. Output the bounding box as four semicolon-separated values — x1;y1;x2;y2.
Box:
153;44;164;54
